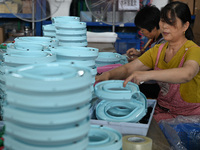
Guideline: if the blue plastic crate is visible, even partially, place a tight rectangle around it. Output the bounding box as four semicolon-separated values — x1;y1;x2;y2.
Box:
117;32;137;39
115;32;140;54
115;38;140;54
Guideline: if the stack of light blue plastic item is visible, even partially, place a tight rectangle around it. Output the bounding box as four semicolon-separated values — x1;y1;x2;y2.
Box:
95;52;128;67
48;16;88;47
87;125;122;150
14;36;59;50
50;46;99;93
42;16;80;39
43;15;100;116
3;63;93;149
94;80;147;123
0;42;56;117
43;17;96;85
0;15;127;149
42;24;56;38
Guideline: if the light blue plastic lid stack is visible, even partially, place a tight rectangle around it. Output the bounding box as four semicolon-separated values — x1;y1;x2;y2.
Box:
43;16;80;39
42;24;56;38
50;46;98;84
95;52;128;67
7;42;44;52
14;36;59;50
52;16;80;24
3;63;93;150
52;16;87;47
0;42;56;118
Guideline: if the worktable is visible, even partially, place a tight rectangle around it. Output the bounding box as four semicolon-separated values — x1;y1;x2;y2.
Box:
147;118;171;150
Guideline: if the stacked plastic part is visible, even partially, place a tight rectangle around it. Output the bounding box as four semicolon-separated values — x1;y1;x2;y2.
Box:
3;63;93;150
94;80;147;123
13;36;59;50
87;125;122;150
42;16;80;38
43;16;100;114
50;46;99;91
42;24;56;38
43;16;88;47
95;52;128;67
0;41;56;117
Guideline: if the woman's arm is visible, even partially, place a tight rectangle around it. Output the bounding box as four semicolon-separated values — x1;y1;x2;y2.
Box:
95;59;151;82
123;60;199;87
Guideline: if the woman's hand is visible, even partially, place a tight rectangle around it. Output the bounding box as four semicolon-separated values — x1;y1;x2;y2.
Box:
122;59;200;87
126;48;141;62
95;72;110;82
123;71;150;87
95;59;151;85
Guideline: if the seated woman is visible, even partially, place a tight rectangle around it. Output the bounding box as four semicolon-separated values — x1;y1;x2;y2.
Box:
96;1;200;123
126;5;166;99
126;5;165;62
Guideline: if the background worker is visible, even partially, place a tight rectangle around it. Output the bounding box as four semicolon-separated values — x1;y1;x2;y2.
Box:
127;5;166;99
126;5;165;62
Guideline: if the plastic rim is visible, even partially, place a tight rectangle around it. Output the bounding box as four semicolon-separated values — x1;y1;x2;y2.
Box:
96;98;146;122
42;24;56;31
5;118;90;145
95;52;121;62
59;40;88;47
4;135;88;150
95;80;140;101
3;104;90;127
56;35;87;42
5;63;92;92
56;29;86;35
43;31;56;37
3;51;56;65
13;42;44;51
15;36;52;42
58;60;96;67
52;16;80;24
55;22;86;29
87;125;122;150
6;88;92;111
50;46;98;60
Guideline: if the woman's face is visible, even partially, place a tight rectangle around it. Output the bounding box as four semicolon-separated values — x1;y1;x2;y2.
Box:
159;15;189;42
139;27;157;39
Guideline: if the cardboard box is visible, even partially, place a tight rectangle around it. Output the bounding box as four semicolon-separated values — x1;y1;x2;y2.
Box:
171;0;194;15
193;9;200;46
0;2;18;13
0;4;7;13
194;0;200;15
0;27;5;44
90;99;157;136
22;7;31;14
22;0;31;14
22;0;31;7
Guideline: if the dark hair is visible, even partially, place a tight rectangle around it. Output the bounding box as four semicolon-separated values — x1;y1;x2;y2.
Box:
160;1;194;40
134;5;160;32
